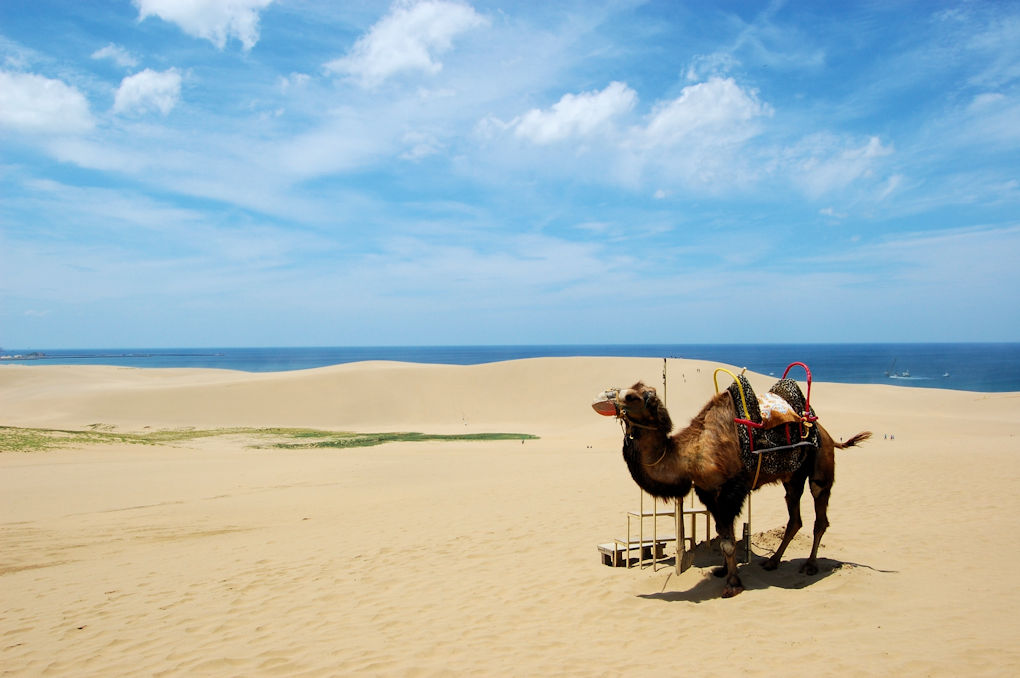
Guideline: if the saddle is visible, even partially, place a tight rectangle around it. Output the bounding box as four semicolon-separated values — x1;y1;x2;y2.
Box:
724;368;819;483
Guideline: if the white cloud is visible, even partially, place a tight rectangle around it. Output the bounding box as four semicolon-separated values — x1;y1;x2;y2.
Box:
324;0;488;88
480;77;772;191
513;81;636;144
134;0;274;50
113;68;182;115
0;70;94;134
608;77;771;190
637;77;770;149
91;43;139;68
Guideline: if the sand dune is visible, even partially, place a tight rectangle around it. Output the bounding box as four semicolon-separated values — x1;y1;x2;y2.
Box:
2;358;1019;676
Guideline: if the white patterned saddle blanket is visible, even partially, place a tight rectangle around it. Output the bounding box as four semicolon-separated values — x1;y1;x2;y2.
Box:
758;392;803;428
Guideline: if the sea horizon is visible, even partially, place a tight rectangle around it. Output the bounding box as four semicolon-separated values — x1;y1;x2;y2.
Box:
2;342;1019;393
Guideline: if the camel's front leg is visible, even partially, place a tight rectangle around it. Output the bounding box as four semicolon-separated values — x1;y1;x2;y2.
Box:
698;479;749;598
713;522;744;598
762;477;806;571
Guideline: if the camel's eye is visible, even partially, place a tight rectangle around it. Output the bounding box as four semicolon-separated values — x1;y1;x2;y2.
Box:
624;393;640;403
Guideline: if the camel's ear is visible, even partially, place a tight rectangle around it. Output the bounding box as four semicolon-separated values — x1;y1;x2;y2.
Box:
642;388;660;418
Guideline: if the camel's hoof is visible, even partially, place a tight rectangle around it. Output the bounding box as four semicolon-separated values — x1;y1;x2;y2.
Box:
721;585;744;598
712;566;727;578
799;561;819;576
759;557;779;571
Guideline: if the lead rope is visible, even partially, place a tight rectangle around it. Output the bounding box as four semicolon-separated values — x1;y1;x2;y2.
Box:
751;450;764;490
619;413;669;467
644;445;669;467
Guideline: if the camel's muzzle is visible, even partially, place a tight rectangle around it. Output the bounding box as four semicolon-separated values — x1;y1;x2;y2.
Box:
592;389;620;417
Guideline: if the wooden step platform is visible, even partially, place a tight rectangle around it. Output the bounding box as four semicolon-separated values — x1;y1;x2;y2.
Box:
597;538;674;567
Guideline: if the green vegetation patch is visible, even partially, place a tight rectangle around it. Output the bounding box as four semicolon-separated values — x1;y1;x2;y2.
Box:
267;431;539;450
0;425;537;453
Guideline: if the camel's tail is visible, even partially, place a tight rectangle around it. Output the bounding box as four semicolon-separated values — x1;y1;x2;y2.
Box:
834;431;872;449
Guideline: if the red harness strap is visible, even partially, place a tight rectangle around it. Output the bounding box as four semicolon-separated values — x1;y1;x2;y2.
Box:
733;418;765;452
782;361;819;438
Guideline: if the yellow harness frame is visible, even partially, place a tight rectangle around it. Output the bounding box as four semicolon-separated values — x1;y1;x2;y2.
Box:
714;367;767;490
713;367;751;418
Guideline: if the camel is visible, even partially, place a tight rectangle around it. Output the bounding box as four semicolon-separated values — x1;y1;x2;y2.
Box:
592;380;871;598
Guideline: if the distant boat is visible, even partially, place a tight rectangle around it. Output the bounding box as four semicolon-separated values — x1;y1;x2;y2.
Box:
886;359;910;379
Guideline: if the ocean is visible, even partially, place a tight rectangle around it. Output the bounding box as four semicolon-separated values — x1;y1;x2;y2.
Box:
2;344;1018;393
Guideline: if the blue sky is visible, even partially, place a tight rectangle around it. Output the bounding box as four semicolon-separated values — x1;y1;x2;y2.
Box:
1;0;1018;348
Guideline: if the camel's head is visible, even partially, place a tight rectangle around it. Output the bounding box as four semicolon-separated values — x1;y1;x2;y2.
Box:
592;382;667;428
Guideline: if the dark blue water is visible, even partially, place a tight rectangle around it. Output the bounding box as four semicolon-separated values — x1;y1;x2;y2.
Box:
2;344;1018;392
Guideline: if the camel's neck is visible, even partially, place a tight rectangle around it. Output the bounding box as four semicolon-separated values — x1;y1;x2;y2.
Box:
621;391;737;499
621;422;693;500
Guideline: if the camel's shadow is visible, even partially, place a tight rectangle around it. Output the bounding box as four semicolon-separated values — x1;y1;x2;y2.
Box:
638;542;861;604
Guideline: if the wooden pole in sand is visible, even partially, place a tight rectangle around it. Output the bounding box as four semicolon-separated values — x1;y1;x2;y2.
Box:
676;499;684;574
662;358;667;404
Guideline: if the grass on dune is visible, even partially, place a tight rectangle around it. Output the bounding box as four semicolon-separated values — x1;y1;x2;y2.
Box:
269;431;539;449
0;425;538;453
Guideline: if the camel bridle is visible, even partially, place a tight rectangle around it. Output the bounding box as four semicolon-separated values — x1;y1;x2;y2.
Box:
616;395;670;467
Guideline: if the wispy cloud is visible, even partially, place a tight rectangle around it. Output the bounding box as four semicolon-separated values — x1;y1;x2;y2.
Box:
787;135;894;198
91;43;138;69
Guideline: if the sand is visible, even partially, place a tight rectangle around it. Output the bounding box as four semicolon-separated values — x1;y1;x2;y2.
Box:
2;357;1019;676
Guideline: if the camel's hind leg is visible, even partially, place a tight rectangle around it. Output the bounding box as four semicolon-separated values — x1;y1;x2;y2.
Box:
760;475;806;571
801;479;831;575
801;428;838;575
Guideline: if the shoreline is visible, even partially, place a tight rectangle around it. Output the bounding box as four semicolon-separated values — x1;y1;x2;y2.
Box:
3;358;1015;434
3;342;1018;392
